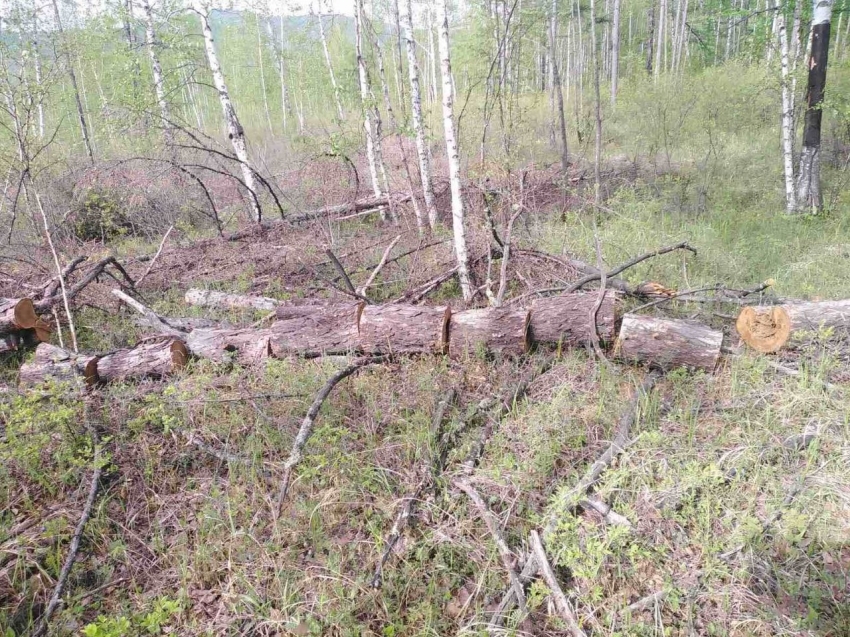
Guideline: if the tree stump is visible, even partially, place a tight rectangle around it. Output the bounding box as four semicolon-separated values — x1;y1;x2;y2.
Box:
530;292;618;345
449;308;530;358
184;288;279;312
616;314;722;371
97;338;189;382
737;299;850;352
186;328;273;365
358;305;451;354
19;343;98;387
269;302;362;356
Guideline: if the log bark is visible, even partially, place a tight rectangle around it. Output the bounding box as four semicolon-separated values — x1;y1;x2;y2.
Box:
97;337;189;382
616;314;722;371
184;289;279;312
358;304;450;354
186;327;273;365
737;299;850;352
270;302;362;356
530;292;617;345
19;343;98;387
0;330;40;354
449;308;530;358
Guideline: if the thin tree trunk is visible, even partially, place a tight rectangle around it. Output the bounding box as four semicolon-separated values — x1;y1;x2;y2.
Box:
647;0;656;73
317;4;345;121
275;17;290;130
550;0;569;171
675;0;689;71
141;0;171;141
196;2;262;222
30;9;45;139
436;0;472;300
611;0;622;105
427;4;439;104
392;0;407;114
778;3;797;212
256;13;273;132
655;0;666;77
51;0;94;163
796;0;834;213
590;0;603;201
403;0;439;228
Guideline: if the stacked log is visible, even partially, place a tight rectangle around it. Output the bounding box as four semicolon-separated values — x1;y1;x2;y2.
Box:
358;305;450;354
97;338;189;382
737;300;850;353
0;298;50;353
271;302;363;356
616;315;723;371
19;343;98;387
449;308;530;358
184;289;279;312
530;292;617;345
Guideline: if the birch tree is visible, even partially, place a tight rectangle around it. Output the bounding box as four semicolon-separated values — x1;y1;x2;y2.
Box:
402;0;439;228
195;0;263;222
141;0;171;140
796;0;835;213
777;1;796;212
436;0;472;301
610;0;622;105
550;0;569;171
316;2;345;121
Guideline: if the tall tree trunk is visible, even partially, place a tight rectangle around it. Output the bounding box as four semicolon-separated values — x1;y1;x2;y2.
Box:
274;17;290;131
796;0;834;213
51;0;94;163
30;8;45;139
196;2;262;222
402;0;439;228
778;2;797;212
647;0;656;73
590;0;603;200
674;0;689;71
256;13;273;133
141;0;171;141
317;5;345;121
392;0;407;114
655;0;666;77
436;0;473;301
550;0;569;171
427;4;439;105
610;0;622;105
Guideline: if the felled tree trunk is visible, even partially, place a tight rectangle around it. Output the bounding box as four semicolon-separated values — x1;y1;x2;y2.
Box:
97;338;189;382
358;304;450;354
184;289;279;312
19;343;98;387
270;302;362;356
0;298;50;349
616;314;722;371
0;331;40;354
737;299;850;352
186;328;273;365
530;292;617;345
449;308;530;358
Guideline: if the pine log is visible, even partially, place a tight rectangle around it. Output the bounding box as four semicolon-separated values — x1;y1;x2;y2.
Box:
358;304;450;354
19;343;98;387
737;299;850;353
184;289;279;312
0;298;38;333
616;314;722;371
0;330;39;354
449;308;530;358
97;338;189;382
269;302;362;356
530;291;618;345
186;327;273;365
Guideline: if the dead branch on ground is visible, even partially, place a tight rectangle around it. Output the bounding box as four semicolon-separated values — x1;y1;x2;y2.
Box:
136;224;174;287
529;529;587;637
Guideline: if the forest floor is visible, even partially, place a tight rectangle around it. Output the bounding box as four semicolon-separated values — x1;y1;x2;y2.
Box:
3;98;850;636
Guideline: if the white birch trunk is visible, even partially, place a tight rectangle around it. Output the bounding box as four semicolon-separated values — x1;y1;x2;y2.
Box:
436;0;472;301
256;14;273;132
610;0;622;105
196;2;262;222
317;5;345;121
403;0;439;228
778;5;797;212
427;4;439;105
31;10;45;139
271;18;289;131
141;0;171;139
654;0;666;78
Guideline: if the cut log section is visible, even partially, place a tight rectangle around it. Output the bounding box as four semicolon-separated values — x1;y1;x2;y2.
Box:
97;338;189;382
358;304;450;354
449;308;531;358
737;300;850;353
186;328;273;365
530;292;618;345
19;343;98;387
0;298;38;333
270;302;362;356
616;314;723;371
184;289;279;312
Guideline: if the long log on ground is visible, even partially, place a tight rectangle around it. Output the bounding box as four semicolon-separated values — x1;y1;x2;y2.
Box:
616;315;722;371
270;302;362;356
530;292;617;345
19;343;98;387
358;304;451;354
449;308;530;358
737;299;850;352
186;327;274;365
97;337;189;382
184;288;279;312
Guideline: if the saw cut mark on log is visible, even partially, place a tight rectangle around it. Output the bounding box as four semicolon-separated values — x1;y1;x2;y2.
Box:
358;304;451;354
530;292;617;345
184;288;279;312
449;308;530;358
19;343;98;387
271;302;363;356
616;314;723;371
97;338;189;382
736;299;850;352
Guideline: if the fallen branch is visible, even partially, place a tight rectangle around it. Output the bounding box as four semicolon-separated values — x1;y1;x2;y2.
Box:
357;234;401;298
529;530;586;637
325;249;358;297
112;289;185;337
371;482;423;589
581;497;632;527
276;356;387;510
136;224;174;287
589;220;608;361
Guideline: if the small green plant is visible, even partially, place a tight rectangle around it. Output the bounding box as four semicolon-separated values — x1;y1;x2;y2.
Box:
81;616;131;637
73;189;132;243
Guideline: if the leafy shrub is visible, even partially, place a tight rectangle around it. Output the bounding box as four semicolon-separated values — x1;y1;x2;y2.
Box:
73;189;133;243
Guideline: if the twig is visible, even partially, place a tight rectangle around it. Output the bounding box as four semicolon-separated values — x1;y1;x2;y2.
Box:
529;530;586;637
357;234;401;297
625;589;669;613
629;284;721;312
111;289;185;337
41;256;87;300
136;224;174;287
371;483;423;589
33;436;102;637
276;356;386;511
589;219;608;361
455;479;528;617
581;497;632;527
495;208;524;307
325;249;357;296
